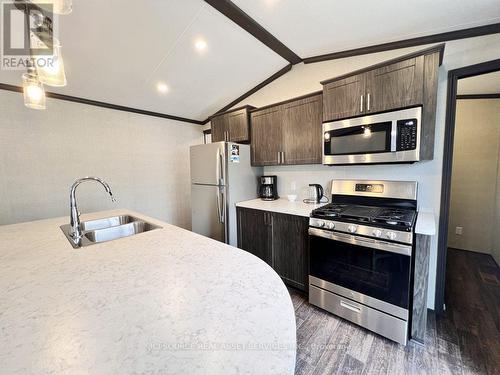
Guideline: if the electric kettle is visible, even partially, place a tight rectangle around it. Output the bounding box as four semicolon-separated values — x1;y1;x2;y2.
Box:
305;184;325;204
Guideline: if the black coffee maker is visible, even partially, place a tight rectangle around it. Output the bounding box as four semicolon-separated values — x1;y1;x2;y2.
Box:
258;176;279;201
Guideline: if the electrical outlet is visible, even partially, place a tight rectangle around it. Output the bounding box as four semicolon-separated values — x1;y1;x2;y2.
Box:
455;226;463;235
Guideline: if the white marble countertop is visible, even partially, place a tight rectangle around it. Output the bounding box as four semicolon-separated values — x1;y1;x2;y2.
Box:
0;209;296;375
415;211;437;236
236;198;325;217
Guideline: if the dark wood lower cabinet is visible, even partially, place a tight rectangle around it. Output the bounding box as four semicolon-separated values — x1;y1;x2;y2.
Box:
237;207;272;265
237;207;309;291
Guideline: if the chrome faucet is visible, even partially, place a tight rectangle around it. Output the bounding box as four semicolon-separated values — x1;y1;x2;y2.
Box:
69;177;116;242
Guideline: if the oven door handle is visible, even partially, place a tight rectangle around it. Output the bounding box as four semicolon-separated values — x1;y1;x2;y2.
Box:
308;228;412;256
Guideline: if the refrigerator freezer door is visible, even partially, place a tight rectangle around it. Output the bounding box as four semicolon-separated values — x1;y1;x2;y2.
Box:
190;142;226;186
191;184;226;243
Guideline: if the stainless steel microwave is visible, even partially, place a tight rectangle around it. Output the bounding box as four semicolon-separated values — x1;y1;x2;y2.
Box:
323;107;422;165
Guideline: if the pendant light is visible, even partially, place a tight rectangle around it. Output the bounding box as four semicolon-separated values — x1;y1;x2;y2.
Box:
32;0;72;15
35;37;67;87
22;64;46;110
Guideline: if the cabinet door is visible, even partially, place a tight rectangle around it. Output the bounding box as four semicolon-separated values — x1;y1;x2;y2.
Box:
323;74;366;122
282;94;322;165
366;56;424;113
227;109;250;143
237;208;272;265
250;107;283;166
211;115;227;142
271;212;309;291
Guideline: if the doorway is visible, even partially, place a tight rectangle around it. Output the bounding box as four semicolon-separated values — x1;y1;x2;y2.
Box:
435;60;500;373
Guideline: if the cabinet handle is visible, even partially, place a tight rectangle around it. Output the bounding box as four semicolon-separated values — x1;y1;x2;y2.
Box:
281;152;285;164
367;93;371;112
360;95;364;112
277;152;281;164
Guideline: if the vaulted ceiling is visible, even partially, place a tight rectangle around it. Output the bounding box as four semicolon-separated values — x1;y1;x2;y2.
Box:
0;0;499;122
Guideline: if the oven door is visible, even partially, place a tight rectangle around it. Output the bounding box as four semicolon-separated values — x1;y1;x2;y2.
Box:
309;228;412;316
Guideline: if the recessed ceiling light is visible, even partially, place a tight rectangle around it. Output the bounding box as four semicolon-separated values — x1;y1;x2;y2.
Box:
156;82;169;94
194;38;207;52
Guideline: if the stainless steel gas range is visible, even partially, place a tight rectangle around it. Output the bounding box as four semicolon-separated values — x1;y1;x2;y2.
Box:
308;180;418;345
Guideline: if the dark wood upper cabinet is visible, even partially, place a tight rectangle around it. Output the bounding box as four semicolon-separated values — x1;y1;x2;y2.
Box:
211;115;228;143
366;56;424;113
210;106;254;143
237;207;272;265
323;74;366;122
250;106;283;166
282;94;322;165
250;92;323;166
322;45;442;123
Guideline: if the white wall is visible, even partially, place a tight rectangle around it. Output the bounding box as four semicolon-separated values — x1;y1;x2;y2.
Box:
0;90;203;228
219;33;500;309
448;99;500;253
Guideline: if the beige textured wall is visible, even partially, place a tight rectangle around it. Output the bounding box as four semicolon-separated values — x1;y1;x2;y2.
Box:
448;99;500;253
0;90;203;228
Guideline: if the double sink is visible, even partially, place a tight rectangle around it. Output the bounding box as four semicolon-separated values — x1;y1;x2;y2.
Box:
60;215;161;248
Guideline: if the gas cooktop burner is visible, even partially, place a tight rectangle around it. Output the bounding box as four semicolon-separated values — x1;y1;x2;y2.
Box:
311;203;416;230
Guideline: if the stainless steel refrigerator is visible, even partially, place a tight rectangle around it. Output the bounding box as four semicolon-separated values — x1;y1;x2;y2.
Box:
190;142;262;246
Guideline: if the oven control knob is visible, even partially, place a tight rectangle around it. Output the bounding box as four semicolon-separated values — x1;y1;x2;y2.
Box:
327;222;335;230
386;231;397;240
347;225;358;233
317;220;325;227
372;229;382;238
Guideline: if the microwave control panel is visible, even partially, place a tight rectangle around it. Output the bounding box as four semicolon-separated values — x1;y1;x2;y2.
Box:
396;118;417;151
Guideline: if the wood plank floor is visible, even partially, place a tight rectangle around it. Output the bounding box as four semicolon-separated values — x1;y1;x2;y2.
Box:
291;248;500;375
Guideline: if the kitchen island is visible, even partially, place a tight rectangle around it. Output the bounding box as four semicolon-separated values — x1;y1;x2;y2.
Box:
0;210;296;374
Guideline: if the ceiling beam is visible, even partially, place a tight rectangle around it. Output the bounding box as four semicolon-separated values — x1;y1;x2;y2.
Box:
204;0;302;64
204;64;292;123
0;83;205;125
303;22;500;64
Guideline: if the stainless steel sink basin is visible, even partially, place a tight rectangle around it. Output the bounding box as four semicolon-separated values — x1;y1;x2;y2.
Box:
60;215;161;248
80;215;138;231
84;221;159;243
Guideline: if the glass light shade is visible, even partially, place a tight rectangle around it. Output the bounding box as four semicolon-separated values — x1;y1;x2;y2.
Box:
32;0;72;15
22;73;46;110
35;38;67;87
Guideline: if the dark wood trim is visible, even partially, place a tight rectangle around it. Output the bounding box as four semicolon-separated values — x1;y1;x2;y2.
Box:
305;23;500;64
203;0;301;64
0;83;204;125
456;93;500;99
320;44;445;85
208;104;256;120
436;58;500;315
249;90;322;112
204;64;292;123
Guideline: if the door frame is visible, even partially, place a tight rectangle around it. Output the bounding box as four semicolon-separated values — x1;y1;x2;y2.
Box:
435;58;500;314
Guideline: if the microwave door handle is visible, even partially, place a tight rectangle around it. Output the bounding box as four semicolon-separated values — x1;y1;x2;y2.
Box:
391;121;397;152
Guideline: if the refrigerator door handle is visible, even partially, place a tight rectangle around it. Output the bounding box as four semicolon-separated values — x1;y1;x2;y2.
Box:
216;188;223;223
218;150;225;185
220;188;225;224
